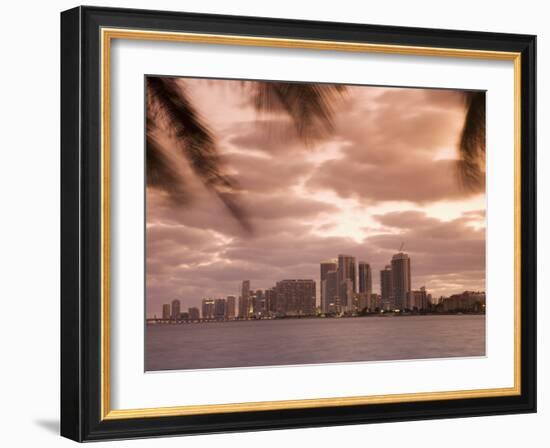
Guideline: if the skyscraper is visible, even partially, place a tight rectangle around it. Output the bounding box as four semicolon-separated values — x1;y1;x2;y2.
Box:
162;303;171;320
214;298;226;319
337;254;356;311
380;265;393;310
265;287;277;314
391;252;411;310
358;262;372;294
188;307;200;321
274;279;316;316
358;261;372;310
225;295;236;319
320;260;337;313
253;289;266;316
238;280;250;318
202;298;215;320
171;299;180;320
322;270;339;313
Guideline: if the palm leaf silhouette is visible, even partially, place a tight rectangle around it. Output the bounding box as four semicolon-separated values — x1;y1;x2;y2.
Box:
147;78;486;232
247;81;346;141
458;91;486;190
146;78;346;232
146;77;252;232
146;107;191;204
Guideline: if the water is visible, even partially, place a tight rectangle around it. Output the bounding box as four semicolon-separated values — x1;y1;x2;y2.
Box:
145;315;485;371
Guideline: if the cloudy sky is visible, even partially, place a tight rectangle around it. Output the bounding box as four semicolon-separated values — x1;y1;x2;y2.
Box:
146;78;485;317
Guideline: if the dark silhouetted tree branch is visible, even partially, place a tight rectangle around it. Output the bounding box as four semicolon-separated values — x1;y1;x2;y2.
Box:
146;76;252;233
248;81;346;142
458;91;486;191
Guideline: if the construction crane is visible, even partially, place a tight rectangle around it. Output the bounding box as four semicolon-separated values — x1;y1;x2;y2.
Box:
398;242;405;252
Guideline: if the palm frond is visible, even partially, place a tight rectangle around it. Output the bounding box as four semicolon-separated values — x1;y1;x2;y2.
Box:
146;76;252;233
457;91;486;190
146;90;191;202
248;81;346;142
146;131;191;203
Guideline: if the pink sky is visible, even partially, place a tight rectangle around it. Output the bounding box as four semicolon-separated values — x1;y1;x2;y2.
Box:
146;78;485;317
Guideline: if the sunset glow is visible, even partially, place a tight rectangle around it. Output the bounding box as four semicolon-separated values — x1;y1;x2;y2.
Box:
146;78;486;317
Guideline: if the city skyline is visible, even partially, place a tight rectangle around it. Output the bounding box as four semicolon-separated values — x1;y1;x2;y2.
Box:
146;79;486;317
153;250;485;319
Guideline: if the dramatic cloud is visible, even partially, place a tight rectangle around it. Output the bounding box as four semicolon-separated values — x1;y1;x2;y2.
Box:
228;119;305;156
308;158;476;203
146;78;486;316
307;87;484;204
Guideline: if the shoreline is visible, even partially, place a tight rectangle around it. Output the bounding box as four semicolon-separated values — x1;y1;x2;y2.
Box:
146;312;486;325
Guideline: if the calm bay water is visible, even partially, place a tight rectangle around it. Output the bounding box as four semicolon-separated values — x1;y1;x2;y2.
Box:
145;315;485;371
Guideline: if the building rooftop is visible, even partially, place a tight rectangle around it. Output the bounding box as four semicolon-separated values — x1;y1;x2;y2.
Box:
392;252;410;260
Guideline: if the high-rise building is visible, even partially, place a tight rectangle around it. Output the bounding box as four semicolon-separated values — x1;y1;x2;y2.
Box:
322;270;339;313
214;298;226;319
408;286;429;310
274;279;316;316
342;278;354;312
253;289;266;316
171;299;181;320
337;254;356;311
188;307;200;321
391;252;411;310
225;296;236;319
202;298;215;320
320;260;337;313
162;303;171;320
238;280;250;318
358;262;372;294
265;287;277;314
358;262;372;311
380;265;393;310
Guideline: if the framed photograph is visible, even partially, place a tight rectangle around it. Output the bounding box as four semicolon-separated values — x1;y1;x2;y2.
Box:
60;6;536;441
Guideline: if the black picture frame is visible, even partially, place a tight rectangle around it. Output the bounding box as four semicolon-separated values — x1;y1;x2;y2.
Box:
61;5;536;442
